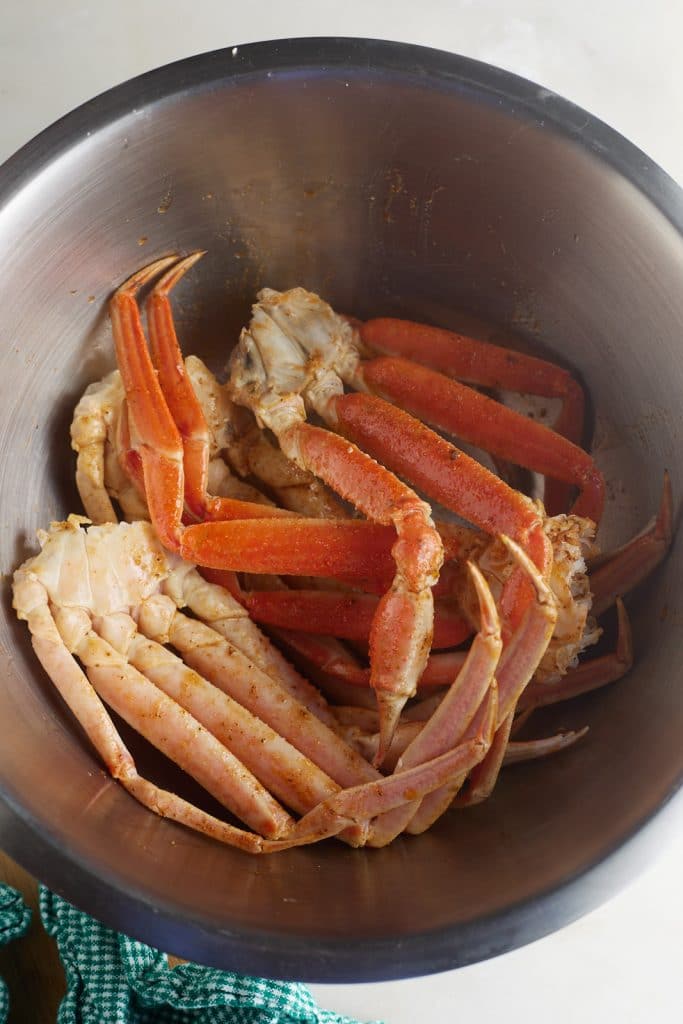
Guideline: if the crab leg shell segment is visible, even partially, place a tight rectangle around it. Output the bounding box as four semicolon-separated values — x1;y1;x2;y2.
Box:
359;355;605;523
233;588;471;648
180;516;397;581
331;390;550;573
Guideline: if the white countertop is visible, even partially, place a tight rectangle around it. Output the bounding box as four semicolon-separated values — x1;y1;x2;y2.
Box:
1;3;682;1022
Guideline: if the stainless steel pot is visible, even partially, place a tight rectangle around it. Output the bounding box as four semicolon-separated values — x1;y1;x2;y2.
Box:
0;38;680;982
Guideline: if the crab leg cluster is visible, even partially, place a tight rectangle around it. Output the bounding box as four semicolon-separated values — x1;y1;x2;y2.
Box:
14;518;505;851
53;252;675;853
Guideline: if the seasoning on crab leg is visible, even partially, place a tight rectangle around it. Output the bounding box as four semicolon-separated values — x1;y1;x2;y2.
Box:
360;317;587;515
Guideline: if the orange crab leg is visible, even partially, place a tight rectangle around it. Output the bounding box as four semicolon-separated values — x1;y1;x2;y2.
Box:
145;252;261;524
332;391;548;567
278;420;444;762
359;355;604;523
276;628;468;688
231;589;470;648
590;472;673;617
360;317;586;514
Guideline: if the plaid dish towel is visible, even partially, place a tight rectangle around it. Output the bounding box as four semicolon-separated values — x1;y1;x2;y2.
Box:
0;883;32;1023
0;883;376;1023
38;887;377;1024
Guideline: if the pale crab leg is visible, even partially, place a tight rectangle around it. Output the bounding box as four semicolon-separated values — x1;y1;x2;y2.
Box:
14;576;344;852
145;604;383;790
70;373;121;525
357;356;605;522
503;728;589;764
494;537;558;723
431;538;557;815
368;564;502;846
590;473;673;617
176;567;339;727
519;598;632;711
14;571;293;839
71;371;149;524
453;712;515;808
360;317;586;515
93;610;345;819
405;686;501;834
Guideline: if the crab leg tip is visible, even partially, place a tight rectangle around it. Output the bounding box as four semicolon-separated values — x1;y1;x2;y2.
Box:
115;254;180;296
499;533;555;606
466;560;500;636
153;250;207;293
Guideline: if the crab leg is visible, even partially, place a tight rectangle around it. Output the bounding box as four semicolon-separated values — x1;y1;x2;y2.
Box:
330;390;552;650
519;598;632;711
360;317;586;514
493;537;558;721
14;574;353;852
357;355;604;522
330;391;550;575
454;712;515;808
590;473;673;617
13;571;292;839
233;588;470;648
503;728;589;764
369;564;502;845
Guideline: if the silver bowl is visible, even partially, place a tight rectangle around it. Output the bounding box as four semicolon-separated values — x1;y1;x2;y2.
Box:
0;38;681;981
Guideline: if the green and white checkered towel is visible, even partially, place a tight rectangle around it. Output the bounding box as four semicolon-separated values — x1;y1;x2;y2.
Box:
0;883;377;1024
0;882;32;1022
